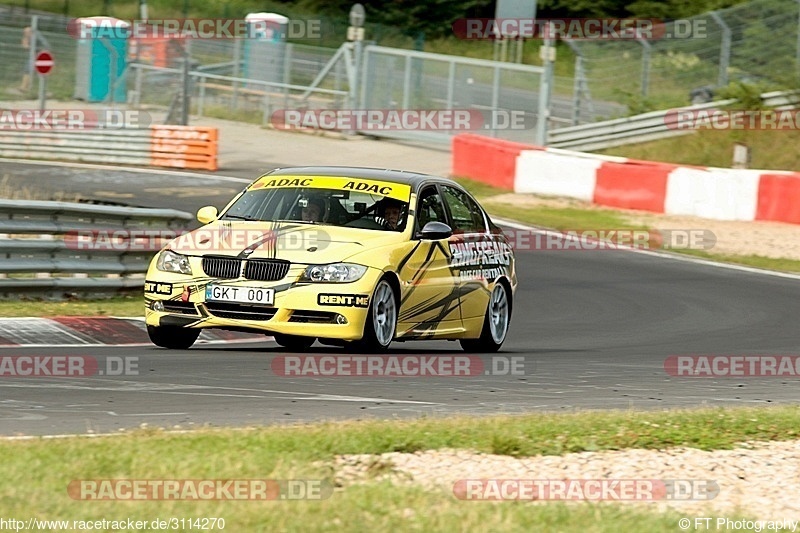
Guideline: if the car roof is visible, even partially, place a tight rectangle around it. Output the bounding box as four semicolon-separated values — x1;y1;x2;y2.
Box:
263;166;460;191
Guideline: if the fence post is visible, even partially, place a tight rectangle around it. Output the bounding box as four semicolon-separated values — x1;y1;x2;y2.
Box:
197;74;205;117
638;38;651;97
231;38;241;112
402;53;411;109
490;65;500;138
710;11;731;87
536;22;555;146
796;0;800;77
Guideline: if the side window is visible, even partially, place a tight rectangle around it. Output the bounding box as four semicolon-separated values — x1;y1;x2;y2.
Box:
415;186;446;232
442;186;487;234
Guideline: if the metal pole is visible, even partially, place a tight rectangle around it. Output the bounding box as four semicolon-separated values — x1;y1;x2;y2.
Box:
198;74;205;117
352;39;362;110
446;60;455;109
638;39;651;97
181;39;191;125
710;12;731;88
28;15;38;95
796;0;800;78
402;54;411;108
231;38;240;112
535;22;554;146
37;74;46;112
490;65;500;138
133;64;142;107
572;54;582;126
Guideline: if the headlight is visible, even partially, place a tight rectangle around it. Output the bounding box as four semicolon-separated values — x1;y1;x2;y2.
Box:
156;250;192;275
301;263;367;283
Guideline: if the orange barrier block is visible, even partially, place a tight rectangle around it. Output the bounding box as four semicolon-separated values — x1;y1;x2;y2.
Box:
594;161;673;213
756;173;800;224
452;134;538;190
149;126;218;171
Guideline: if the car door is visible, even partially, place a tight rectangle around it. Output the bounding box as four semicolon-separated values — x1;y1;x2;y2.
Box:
440;185;492;321
396;184;464;338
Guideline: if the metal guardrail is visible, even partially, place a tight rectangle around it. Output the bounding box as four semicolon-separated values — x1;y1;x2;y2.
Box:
0;125;219;170
547;91;800;151
0;200;193;298
0;128;154;166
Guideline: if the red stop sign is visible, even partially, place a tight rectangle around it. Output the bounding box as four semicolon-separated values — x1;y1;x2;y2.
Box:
34;51;54;75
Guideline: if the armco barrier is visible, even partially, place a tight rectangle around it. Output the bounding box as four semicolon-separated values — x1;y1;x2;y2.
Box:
452;133;800;225
0;126;218;171
0;199;193;298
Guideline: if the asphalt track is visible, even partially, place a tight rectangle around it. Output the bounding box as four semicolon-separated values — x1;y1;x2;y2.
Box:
1;161;800;436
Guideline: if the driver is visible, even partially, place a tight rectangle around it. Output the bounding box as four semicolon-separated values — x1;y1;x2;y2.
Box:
301;196;325;223
381;198;403;230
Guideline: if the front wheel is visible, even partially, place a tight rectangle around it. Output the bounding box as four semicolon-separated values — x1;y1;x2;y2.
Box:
147;325;200;349
354;278;397;352
273;333;316;350
460;283;511;353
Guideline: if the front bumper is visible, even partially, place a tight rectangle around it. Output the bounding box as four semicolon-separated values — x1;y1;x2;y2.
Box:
144;266;381;341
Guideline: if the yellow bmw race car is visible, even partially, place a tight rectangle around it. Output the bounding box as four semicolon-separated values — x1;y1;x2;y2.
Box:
144;167;517;352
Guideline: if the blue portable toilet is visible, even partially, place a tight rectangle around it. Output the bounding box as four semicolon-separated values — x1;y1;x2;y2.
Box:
243;13;289;87
73;16;129;102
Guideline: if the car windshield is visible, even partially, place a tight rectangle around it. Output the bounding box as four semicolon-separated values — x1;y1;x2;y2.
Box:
220;176;411;232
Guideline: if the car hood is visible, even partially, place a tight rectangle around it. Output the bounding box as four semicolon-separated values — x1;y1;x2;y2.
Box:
168;221;403;263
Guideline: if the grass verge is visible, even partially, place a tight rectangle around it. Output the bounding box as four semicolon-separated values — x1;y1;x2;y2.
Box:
454;177;800;274
4;406;795;530
0;295;143;317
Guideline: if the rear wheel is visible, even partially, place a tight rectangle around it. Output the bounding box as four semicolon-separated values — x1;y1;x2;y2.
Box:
354;278;397;352
460;283;510;353
147;325;200;349
273;333;316;350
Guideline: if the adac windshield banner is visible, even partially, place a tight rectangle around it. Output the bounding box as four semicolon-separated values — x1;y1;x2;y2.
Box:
250;175;412;202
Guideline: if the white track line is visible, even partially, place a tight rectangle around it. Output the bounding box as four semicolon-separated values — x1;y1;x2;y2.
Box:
0;157;252;183
493;217;800;281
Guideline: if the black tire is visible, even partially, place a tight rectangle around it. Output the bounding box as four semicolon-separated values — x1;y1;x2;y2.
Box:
460;283;511;353
273;333;316;350
353;278;397;352
147;325;200;349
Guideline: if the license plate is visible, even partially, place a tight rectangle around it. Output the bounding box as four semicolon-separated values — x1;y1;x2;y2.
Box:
205;284;274;305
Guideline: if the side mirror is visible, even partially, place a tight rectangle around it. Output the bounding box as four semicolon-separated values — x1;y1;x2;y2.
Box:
196;205;218;224
420;221;452;240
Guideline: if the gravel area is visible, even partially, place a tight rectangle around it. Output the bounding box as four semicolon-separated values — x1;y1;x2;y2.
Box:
330;441;800;520
485;194;800;261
